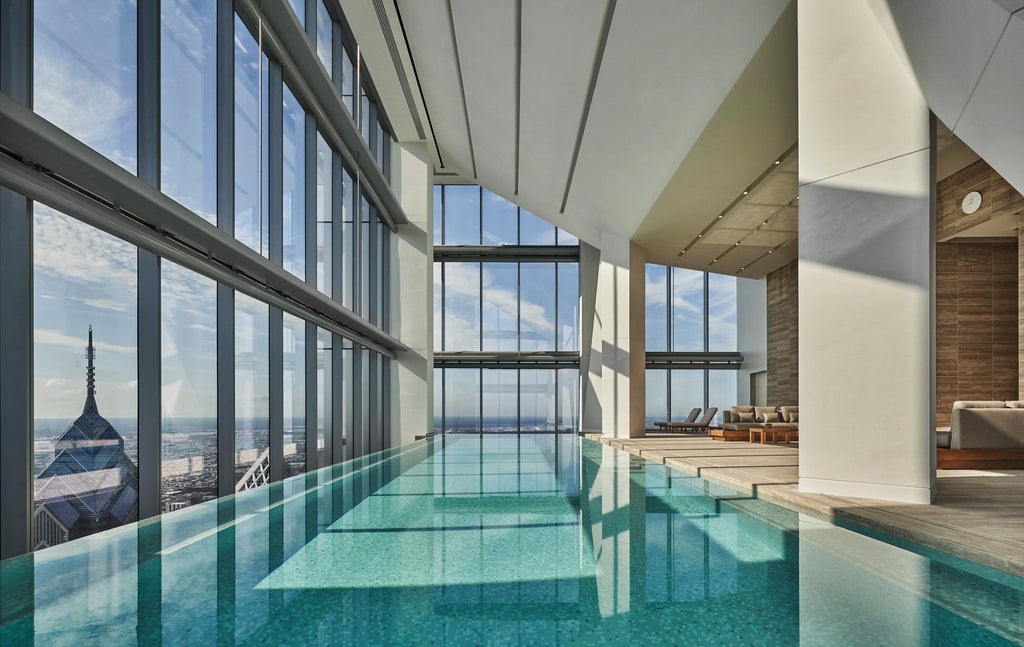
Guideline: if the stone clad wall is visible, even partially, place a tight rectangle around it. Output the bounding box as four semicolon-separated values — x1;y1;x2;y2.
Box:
934;158;1024;426
767;260;798;407
935;242;1017;427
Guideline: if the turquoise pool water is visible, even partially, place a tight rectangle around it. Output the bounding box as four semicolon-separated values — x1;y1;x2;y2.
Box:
1;434;1022;645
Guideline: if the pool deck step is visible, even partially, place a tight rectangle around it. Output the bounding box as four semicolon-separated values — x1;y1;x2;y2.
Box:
585;433;1024;580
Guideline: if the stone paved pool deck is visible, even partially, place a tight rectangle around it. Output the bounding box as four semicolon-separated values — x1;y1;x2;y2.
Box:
586;432;1024;579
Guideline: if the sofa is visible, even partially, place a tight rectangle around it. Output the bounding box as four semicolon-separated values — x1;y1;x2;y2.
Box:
712;405;798;441
948;401;1024;449
938;401;1024;469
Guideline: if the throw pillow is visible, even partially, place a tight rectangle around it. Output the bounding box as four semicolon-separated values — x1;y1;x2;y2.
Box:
737;411;754;422
789;412;799;423
759;411;780;423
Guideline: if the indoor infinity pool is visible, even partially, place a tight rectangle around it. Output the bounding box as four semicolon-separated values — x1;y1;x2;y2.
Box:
1;434;1022;645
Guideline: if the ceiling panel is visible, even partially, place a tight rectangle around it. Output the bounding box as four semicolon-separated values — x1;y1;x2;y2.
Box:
679;244;727;266
742;229;791;246
450;0;516;194
721;203;778;229
747;173;797;205
517;0;606;219
396;0;474;175
762;205;798;232
563;0;790;237
703;227;747;245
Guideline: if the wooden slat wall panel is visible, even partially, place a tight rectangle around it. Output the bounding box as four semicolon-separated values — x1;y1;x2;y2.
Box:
935;241;1018;426
936;158;1024;241
767;260;798;406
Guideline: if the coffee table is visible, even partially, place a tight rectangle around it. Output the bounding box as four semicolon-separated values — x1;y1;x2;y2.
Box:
749;425;778;444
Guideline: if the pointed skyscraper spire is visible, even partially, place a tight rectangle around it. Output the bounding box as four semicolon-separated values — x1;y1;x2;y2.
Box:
84;326;98;414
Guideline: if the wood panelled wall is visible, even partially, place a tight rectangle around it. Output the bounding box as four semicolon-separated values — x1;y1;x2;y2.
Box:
767;260;798;406
935;242;1018;426
937;159;1024;241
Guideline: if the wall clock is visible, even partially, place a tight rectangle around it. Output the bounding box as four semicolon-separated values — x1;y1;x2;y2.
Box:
961;191;982;215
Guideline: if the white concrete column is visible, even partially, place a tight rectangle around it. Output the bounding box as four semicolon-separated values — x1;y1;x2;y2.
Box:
390;141;433;446
797;0;935;503
579;241;602;433
584;233;646;438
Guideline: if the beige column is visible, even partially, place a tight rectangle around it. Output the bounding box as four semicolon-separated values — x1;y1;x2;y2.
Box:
797;0;935;503
589;233;645;438
390;141;433;446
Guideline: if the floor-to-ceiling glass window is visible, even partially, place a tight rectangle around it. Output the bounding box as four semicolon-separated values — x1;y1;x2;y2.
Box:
442;262;481;351
520;370;556;433
161;0;217;223
235;294;270;490
520;263;556;352
316;133;333;296
235;15;270;256
34;0;137;173
434;186;580;435
282;313;306;477
481;263;517;352
315;0;333;75
32;205;139;548
283;85;306;280
161;262;218;511
482;369;517;433
708;273;738;351
316;328;332;468
7;0;396;559
644;264;739;425
360;197;372;318
556;368;579;431
444;369;480;433
341;168;355;310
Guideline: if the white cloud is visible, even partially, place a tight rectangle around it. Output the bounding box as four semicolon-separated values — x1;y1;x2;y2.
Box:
36;328;135;355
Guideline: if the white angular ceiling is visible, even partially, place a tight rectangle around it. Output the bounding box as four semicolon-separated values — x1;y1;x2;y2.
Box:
393;0;794;265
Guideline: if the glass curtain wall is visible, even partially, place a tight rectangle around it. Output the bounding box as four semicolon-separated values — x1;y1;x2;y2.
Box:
32;205;139;548
434;186;580;434
161;262;218;512
644;264;738;425
161;0;217;224
7;0;397;552
234;16;270;256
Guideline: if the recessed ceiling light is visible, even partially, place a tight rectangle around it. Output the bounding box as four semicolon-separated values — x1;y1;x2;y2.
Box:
739;267;745;271
768;250;774;254
742;191;749;195
711;259;718;263
774;160;780;165
697;234;703;238
734;242;740;246
761;221;767;226
717;215;723;219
